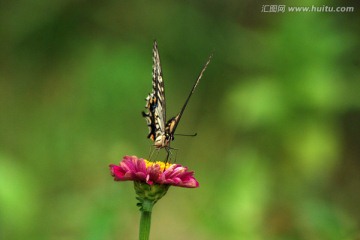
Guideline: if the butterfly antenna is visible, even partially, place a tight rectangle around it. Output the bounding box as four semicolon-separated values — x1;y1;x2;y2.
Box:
174;133;198;137
172;54;213;133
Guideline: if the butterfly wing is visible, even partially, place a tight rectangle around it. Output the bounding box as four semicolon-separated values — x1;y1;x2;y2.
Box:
142;41;168;147
152;41;166;133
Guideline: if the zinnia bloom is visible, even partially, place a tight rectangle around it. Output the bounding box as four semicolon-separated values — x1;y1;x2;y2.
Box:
109;155;199;188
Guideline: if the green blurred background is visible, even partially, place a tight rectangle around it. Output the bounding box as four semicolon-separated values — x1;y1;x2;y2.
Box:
1;0;359;239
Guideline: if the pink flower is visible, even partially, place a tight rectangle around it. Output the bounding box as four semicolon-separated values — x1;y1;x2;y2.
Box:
109;155;199;188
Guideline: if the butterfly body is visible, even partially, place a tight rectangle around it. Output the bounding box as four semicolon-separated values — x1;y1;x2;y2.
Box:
142;41;211;151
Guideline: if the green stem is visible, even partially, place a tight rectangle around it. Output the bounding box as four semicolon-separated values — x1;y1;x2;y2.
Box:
139;199;153;240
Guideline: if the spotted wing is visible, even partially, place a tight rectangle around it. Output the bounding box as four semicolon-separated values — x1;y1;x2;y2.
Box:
142;41;167;143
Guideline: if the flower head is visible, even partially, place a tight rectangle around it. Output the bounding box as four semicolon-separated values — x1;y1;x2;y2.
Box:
109;155;199;188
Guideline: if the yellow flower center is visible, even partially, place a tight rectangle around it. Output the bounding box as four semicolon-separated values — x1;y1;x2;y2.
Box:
144;159;172;172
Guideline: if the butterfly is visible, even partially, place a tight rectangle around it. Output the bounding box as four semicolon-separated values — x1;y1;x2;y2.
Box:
142;40;212;154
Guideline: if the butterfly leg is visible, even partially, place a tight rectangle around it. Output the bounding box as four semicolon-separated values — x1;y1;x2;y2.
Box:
148;146;153;160
165;146;179;163
148;146;161;161
165;147;171;163
148;146;155;160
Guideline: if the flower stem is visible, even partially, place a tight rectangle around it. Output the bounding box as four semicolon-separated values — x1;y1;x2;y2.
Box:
139;199;153;240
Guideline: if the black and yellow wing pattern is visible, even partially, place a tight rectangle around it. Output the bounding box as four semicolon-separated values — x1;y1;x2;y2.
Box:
142;40;212;150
